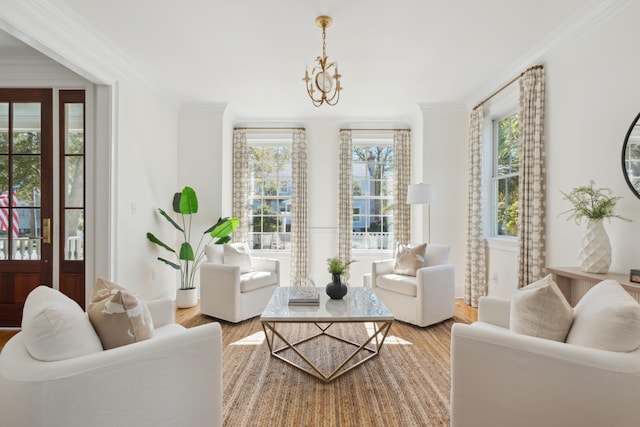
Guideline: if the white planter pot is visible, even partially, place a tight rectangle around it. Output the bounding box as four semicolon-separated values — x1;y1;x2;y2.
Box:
579;219;612;273
176;288;198;308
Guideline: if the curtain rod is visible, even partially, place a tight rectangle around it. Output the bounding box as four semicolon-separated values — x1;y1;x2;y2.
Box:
234;127;306;131
339;128;410;132
473;65;543;111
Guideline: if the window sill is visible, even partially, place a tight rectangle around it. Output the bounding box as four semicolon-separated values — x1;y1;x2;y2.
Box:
484;237;517;252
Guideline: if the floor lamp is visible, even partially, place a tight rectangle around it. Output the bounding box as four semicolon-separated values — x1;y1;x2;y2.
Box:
407;183;436;243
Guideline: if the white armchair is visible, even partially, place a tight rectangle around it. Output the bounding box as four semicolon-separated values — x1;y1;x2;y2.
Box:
371;244;455;327
200;244;280;323
0;287;222;427
450;294;640;427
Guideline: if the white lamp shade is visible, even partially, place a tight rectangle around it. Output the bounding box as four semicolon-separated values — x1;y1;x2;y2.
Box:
407;183;436;205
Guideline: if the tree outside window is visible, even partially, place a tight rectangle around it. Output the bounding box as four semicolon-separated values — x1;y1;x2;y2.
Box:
352;145;394;250
494;114;519;236
248;144;292;250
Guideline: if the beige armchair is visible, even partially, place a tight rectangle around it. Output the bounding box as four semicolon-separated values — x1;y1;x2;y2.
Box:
200;244;280;323
371;244;455;327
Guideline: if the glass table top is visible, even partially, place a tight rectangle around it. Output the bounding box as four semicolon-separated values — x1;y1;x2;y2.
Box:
260;286;394;322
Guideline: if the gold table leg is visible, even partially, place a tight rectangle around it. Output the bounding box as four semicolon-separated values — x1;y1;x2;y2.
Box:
261;320;393;383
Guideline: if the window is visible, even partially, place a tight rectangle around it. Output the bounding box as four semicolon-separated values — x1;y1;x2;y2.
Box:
352;139;394;250
247;134;292;250
492;113;520;237
61;92;85;261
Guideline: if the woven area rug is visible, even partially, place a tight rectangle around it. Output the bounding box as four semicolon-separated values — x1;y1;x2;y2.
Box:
183;314;464;427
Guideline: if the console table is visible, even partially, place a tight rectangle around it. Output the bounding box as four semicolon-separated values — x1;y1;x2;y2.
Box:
547;266;640;306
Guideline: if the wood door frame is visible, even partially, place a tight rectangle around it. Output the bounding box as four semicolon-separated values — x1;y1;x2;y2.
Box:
0;88;53;326
58;90;86;308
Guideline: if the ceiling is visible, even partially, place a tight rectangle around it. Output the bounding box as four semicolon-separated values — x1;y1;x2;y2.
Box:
0;0;612;120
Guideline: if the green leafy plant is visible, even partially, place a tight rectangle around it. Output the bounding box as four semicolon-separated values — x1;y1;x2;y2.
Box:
560;181;631;224
326;257;356;276
146;186;239;290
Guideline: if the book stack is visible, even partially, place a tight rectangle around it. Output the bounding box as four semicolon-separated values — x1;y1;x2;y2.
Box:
288;289;320;306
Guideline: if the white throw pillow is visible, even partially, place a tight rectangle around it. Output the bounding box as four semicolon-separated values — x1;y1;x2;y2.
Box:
205;244;224;264
223;242;254;273
424;245;451;266
21;286;103;361
566;280;640;352
510;274;574;342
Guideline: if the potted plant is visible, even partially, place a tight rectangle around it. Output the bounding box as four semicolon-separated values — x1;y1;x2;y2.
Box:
146;186;238;307
560;181;630;273
325;257;356;299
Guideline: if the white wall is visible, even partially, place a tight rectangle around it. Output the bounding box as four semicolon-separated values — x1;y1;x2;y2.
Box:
482;1;640;300
420;106;469;297
545;0;640;275
113;79;179;300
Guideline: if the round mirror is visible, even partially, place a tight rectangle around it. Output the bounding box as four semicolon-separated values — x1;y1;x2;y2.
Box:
622;112;640;199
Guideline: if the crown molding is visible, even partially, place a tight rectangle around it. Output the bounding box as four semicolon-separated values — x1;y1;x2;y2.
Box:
468;0;635;107
0;0;158;93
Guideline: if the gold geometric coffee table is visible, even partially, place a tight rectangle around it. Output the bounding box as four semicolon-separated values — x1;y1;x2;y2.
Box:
260;286;394;383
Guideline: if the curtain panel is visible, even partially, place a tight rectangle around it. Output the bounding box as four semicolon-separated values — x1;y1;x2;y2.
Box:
465;108;487;307
517;67;546;288
337;130;353;279
231;129;249;243
290;129;309;286
393;129;412;247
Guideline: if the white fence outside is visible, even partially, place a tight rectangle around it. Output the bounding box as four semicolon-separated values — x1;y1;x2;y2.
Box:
0;236;83;260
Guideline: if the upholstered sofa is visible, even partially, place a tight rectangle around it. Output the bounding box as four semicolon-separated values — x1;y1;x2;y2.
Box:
0;285;223;427
371;244;455;327
200;243;280;323
450;279;640;427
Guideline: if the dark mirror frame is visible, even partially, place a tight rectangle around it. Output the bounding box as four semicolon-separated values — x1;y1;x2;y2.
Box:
622;111;640;200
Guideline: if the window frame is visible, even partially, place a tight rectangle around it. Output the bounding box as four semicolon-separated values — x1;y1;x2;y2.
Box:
246;132;293;252
351;133;394;252
490;111;520;239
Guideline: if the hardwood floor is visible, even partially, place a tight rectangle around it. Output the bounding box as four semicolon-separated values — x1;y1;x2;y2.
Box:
0;330;19;351
0;298;478;352
454;298;479;324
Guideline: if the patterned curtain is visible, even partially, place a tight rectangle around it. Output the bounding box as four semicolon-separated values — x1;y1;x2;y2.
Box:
517;67;546;288
231;129;249;243
393;129;412;247
465;108;487;307
337;130;353;279
290;129;309;287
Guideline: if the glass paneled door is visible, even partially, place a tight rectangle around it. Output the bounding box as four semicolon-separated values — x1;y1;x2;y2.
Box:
59;90;86;306
0;89;53;326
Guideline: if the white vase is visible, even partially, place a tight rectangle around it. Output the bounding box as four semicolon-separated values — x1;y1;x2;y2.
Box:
579;219;612;273
176;288;198;308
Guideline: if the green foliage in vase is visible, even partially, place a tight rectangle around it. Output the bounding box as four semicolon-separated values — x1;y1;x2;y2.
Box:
146;186;239;290
560;181;631;224
326;257;356;276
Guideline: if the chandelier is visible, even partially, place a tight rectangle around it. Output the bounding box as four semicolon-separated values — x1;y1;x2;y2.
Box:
303;15;342;107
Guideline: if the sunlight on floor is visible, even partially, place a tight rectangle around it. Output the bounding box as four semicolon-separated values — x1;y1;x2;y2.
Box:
230;331;265;346
364;322;412;345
